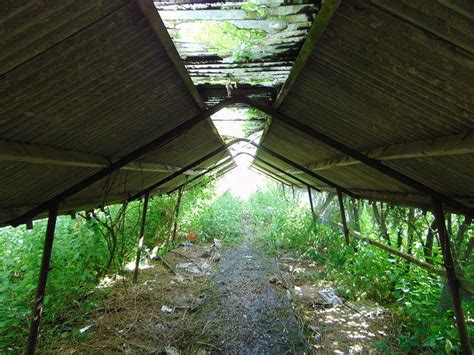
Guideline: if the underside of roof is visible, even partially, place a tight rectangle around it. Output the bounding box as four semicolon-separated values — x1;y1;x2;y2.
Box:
0;0;228;225
1;0;473;226
256;0;474;210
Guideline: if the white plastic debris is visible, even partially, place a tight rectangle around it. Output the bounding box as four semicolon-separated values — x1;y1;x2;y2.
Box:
166;346;180;355
79;325;92;333
161;305;175;313
213;239;222;248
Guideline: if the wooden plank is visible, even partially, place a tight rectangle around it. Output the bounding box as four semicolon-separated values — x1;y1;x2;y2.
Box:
137;0;205;109
273;0;341;108
302;131;474;171
0;140;201;174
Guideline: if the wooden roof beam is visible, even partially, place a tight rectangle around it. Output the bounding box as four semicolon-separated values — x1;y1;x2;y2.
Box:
0;140;202;175
240;97;474;217
290;131;474;172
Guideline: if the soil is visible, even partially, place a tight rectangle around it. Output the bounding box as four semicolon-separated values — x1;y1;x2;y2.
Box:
43;220;397;354
200;243;308;354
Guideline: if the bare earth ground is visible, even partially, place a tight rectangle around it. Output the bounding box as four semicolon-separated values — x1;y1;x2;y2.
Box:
43;236;397;353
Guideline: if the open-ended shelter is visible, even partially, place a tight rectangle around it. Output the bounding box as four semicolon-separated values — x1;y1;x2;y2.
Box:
1;0;473;353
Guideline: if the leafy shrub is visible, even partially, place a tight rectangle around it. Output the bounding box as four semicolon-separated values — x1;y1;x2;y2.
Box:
247;185;474;353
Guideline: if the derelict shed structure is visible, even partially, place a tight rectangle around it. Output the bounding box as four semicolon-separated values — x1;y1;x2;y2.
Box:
1;0;474;353
0;0;230;226
255;0;474;212
0;2;233;351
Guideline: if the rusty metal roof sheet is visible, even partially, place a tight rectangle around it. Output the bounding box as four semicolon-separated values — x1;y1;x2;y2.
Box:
256;0;474;210
0;0;228;225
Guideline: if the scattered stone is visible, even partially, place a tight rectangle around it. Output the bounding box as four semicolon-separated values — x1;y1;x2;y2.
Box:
176;262;201;274
318;289;343;305
213;239;222;248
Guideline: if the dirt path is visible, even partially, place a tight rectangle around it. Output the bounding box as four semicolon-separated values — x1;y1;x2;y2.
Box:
201;243;307;354
46;215;394;353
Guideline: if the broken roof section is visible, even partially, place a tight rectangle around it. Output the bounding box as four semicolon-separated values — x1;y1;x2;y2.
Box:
156;0;320;104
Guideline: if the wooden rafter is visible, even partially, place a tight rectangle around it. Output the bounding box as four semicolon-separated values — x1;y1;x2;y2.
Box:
289;131;474;172
0;140;202;175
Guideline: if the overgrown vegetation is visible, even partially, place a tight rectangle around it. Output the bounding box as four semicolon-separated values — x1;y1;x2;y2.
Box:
0;183;245;352
2;179;473;353
248;184;474;353
176;21;267;62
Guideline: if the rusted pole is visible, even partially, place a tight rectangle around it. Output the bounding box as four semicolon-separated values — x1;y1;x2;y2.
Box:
133;192;149;284
307;185;315;218
337;189;350;245
26;203;59;354
432;199;472;354
171;187;184;244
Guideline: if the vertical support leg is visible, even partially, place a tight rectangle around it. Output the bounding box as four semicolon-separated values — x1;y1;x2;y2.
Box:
337;189;350;246
26;203;59;354
281;182;286;200
291;185;296;200
307;185;315;218
432;199;472;354
171;187;184;244
133;193;150;284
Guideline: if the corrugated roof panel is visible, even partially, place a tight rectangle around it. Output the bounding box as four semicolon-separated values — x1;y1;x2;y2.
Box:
0;1;227;225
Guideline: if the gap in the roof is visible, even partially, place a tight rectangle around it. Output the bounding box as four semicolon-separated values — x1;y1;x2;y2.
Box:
156;0;320;198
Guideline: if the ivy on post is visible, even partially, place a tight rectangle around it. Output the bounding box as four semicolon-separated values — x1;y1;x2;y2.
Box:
26;203;59;355
337;189;350;246
133;193;150;284
431;199;472;355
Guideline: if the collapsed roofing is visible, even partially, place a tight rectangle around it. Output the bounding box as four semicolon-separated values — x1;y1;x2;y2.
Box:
0;0;473;226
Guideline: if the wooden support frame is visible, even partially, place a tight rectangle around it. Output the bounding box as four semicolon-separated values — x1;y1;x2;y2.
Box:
7;97;237;227
251;166;293;187
241;152;322;193
239;98;474;217
26;203;59;354
431;199;472;354
133;193;150;284
0;140;201;175
337;189;350;245
128;139;342;201
167;156;235;194
187;165;237;192
8;98;473;230
301;131;474;172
